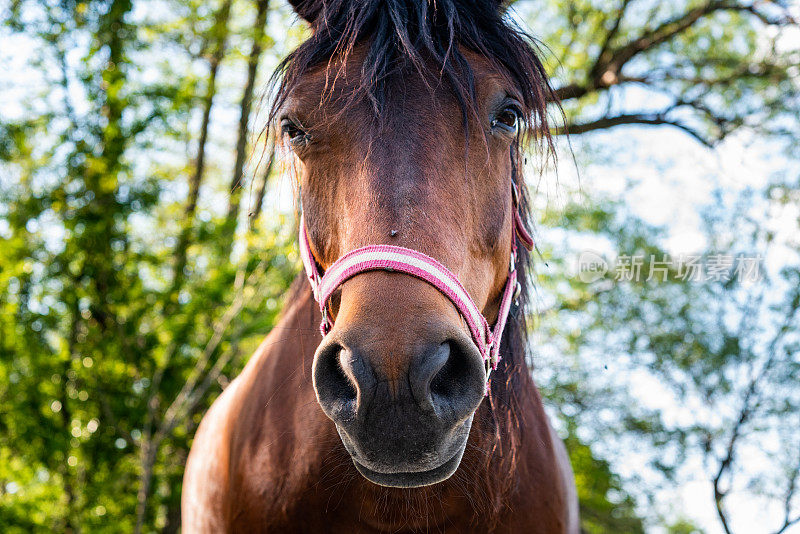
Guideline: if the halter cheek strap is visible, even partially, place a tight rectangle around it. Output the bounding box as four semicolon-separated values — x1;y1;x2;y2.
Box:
298;185;533;389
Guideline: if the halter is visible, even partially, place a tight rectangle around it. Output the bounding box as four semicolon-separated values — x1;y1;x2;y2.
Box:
298;182;533;389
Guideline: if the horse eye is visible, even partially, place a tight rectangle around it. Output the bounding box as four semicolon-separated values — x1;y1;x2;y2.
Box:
491;107;519;132
281;118;308;146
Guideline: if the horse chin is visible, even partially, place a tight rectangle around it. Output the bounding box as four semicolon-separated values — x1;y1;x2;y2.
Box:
352;445;466;488
335;416;474;488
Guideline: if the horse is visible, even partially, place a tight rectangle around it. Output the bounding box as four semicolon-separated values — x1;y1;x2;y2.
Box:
182;0;579;531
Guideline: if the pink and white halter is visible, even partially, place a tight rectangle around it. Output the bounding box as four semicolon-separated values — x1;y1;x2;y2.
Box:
298;182;533;387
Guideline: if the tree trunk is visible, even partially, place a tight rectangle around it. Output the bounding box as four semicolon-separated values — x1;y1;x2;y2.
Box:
171;0;234;296
140;1;234;530
225;0;272;234
248;141;276;228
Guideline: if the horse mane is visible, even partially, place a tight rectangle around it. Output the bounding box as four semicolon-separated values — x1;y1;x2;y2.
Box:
270;0;556;142
270;0;557;522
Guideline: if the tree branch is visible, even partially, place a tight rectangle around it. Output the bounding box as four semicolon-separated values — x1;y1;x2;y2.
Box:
773;416;800;534
589;0;634;82
550;82;588;102
556;113;715;147
158;258;268;438
603;2;758;82
248;141;276;228
134;255;265;534
550;1;794;102
225;0;271;229
169;0;233;297
710;297;800;534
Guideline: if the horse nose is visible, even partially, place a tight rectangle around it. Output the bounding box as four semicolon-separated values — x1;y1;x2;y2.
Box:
313;330;486;424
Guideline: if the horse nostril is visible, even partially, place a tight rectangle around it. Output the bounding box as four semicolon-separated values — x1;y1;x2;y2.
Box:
313;342;357;420
426;339;485;419
430;342;469;397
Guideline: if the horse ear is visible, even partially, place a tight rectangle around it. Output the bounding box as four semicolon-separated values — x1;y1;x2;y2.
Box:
288;0;321;25
489;0;509;13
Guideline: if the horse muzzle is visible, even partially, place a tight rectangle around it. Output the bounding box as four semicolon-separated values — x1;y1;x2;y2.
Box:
312;312;486;488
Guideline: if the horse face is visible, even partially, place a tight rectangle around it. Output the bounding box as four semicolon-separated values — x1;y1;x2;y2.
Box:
281;48;521;488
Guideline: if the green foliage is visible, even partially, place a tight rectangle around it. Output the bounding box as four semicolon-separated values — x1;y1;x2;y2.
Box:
565;429;645;533
535;187;800;532
1;0;297;530
667;518;705;534
517;0;799;146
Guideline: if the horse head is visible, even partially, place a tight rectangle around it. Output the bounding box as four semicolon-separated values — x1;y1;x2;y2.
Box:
274;0;553;488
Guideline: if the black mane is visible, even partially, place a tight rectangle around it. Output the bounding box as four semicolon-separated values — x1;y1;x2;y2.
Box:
271;0;555;142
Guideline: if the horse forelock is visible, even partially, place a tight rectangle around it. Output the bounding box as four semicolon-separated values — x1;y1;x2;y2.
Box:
270;0;556;148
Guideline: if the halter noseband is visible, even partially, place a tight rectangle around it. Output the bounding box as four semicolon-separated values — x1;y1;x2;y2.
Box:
298;183;533;389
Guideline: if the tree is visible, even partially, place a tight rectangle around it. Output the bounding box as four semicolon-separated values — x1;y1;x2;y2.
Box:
518;0;799;146
534;185;800;532
1;0;295;531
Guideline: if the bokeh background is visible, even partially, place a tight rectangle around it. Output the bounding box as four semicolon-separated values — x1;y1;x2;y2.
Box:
1;0;799;532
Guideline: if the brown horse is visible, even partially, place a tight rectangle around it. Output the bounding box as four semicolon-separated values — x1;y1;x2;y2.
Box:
183;0;578;531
